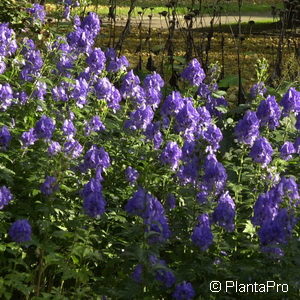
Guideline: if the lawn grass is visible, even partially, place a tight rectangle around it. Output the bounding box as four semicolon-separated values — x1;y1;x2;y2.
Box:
45;0;283;16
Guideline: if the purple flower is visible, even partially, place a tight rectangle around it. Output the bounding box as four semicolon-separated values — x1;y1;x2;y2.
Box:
256;95;281;130
205;95;228;118
125;105;154;131
234;111;260;145
125;188;171;243
250;82;267;98
71;78;89;108
85;116;105;135
41;176;58;196
62;119;76;138
52;86;69;102
160;141;182;170
132;264;143;283
34;115;55;139
202;124;223;152
203;154;227;195
48;141;61;156
0;186;13;209
143;72;164;90
144;122;163;149
0;83;13;111
295;114;300;131
125;167;139;183
181;58;205;86
177;157;200;186
280;141;295;160
86;48;106;73
161;91;184;117
80;12;101;38
258;208;295;249
249;137;273;166
84;145;111;171
294;137;300;154
172;282;196;300
15;91;29;105
27;4;46;24
212;191;235;232
166;194;176;209
94;77;121;111
0;23;17;57
82;177;106;217
176;101;200;132
191;213;213;251
21;49;43;81
280;87;300;115
64;138;83;158
21;128;37;147
63;5;71;20
0;126;12;149
9;219;32;243
276;176;299;202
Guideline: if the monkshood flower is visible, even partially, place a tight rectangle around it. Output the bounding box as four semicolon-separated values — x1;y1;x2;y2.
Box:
166;194;176;209
212;191;235;232
258;208;295;251
94;77;121;111
197;82;211;99
125;167;139;183
197;106;212;128
161;91;184;117
280;87;300;115
86;48;106;73
52;86;69;102
250;82;267;98
80;12;101;38
172;281;196;300
64;138;83;158
48;141;61;156
294;137;300;154
21;128;37;147
181;140;196;162
33;81;47;100
132;264;143;283
83;145;110;171
160;141;182;170
295;114;300;131
62;119;76;138
276;176;299;203
144;122;163;149
105;48;129;72
181;58;205;86
196;184;209;203
143;72;164;90
234;110;260;145
149;255;175;288
177;157;200;186
249;137;273;166
0;60;6;74
34;115;55;140
191;213;213;251
144;88;162;109
15;91;29;105
203;154;227;195
27;4;46;24
0;23;17;57
71;78;89;108
205;95;228;118
21;49;43;81
0;83;13;111
256;95;281;130
9;219;32;243
85;116;105;135
41;176;58;196
280;141;295;161
202;124;223;152
63;5;71;20
175;102;200;133
82;177;106;217
125;105;154;131
0;186;13;209
0;126;12;149
125;188;171;243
